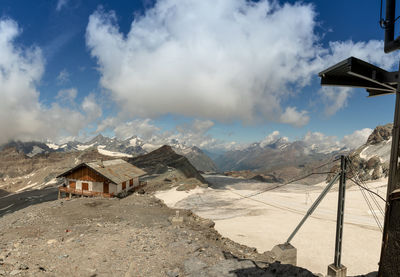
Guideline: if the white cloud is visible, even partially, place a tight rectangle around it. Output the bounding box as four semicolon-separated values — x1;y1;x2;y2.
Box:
56;88;77;103
57;69;70;84
56;0;69;11
260;130;288;147
82;93;102;122
341;128;373;149
301;128;373;153
113;119;161;140
86;1;319;127
319;87;351;116
86;1;400;126
279;107;309;127
302;131;341;153
0;19;102;144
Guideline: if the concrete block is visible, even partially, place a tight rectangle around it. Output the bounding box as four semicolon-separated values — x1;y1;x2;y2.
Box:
170;211;184;225
327;263;347;277
271;243;297;266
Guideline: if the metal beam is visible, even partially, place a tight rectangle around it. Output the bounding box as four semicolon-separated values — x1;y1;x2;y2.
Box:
334;156;347;268
286;172;340;244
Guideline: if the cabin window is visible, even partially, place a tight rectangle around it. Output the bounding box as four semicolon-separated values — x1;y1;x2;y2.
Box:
69;181;76;189
122;181;126;190
129;179;133;187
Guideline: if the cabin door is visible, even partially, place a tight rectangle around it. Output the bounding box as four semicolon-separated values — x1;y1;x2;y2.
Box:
82;183;89;191
103;182;109;193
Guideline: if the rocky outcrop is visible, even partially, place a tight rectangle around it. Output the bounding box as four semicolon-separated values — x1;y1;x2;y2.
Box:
173;146;218;172
327;124;394;183
366;123;392;145
129;145;207;184
0;146;114;192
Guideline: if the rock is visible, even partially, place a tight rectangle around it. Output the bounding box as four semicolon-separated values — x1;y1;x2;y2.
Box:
9;270;21;276
366;157;380;169
166;269;179;277
18;264;29;270
58;254;69;259
183;257;207;274
47;239;57;245
367;124;392;145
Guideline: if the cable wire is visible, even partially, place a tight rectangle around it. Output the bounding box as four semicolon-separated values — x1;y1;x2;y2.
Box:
346;157;385;232
347;157;387;208
234;158;341;200
233;157;341;201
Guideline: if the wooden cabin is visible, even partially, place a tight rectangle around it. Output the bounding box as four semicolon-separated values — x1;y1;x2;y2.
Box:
57;159;146;198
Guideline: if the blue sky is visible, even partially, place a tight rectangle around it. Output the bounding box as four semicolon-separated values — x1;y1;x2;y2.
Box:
0;0;399;150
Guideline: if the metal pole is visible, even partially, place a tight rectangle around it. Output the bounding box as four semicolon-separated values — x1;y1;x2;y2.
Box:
384;0;400;53
334;155;347;268
378;62;400;276
387;68;400;197
286;172;340;244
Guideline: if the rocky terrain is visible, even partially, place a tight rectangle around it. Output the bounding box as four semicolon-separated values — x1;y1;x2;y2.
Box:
0;192;320;277
327;123;392;182
0;146;115;193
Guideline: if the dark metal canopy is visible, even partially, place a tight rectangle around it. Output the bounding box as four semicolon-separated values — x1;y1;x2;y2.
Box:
318;56;398;97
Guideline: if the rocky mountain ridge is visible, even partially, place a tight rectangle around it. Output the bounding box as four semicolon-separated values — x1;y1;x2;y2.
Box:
0;134;218;172
214;136;345;172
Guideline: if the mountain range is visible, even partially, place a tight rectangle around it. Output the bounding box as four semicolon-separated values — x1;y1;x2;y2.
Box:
214;136;346;172
2;123;390;179
0;135;218;172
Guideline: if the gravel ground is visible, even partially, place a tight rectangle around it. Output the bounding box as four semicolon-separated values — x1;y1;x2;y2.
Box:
0;193;318;277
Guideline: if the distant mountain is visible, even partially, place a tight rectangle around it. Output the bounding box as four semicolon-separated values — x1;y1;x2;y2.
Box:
172;146;217;172
215;136;345;172
128;145;207;183
0;141;55;157
1;134;218;172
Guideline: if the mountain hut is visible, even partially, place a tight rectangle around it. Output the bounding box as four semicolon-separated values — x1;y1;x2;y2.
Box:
57;159;146;198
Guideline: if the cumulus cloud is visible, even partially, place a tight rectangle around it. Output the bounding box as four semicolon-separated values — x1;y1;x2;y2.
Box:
0;19;102;144
86;1;320;127
112;119;161;140
341;128;373;149
82;93;102;122
279;107;309;127
301;128;373;153
86;1;400;126
302;131;341;153
57;69;70;84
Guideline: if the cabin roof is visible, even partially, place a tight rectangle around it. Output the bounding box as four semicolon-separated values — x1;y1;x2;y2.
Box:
57;159;147;184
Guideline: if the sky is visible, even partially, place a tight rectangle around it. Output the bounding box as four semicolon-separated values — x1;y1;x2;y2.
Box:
1;0;400;151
